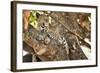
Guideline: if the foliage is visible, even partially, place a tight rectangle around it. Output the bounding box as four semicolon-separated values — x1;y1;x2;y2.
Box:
28;10;38;30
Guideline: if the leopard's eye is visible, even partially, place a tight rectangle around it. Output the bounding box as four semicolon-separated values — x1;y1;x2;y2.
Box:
42;23;45;26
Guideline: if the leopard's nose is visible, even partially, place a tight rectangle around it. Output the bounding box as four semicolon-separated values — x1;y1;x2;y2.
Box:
41;23;45;28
